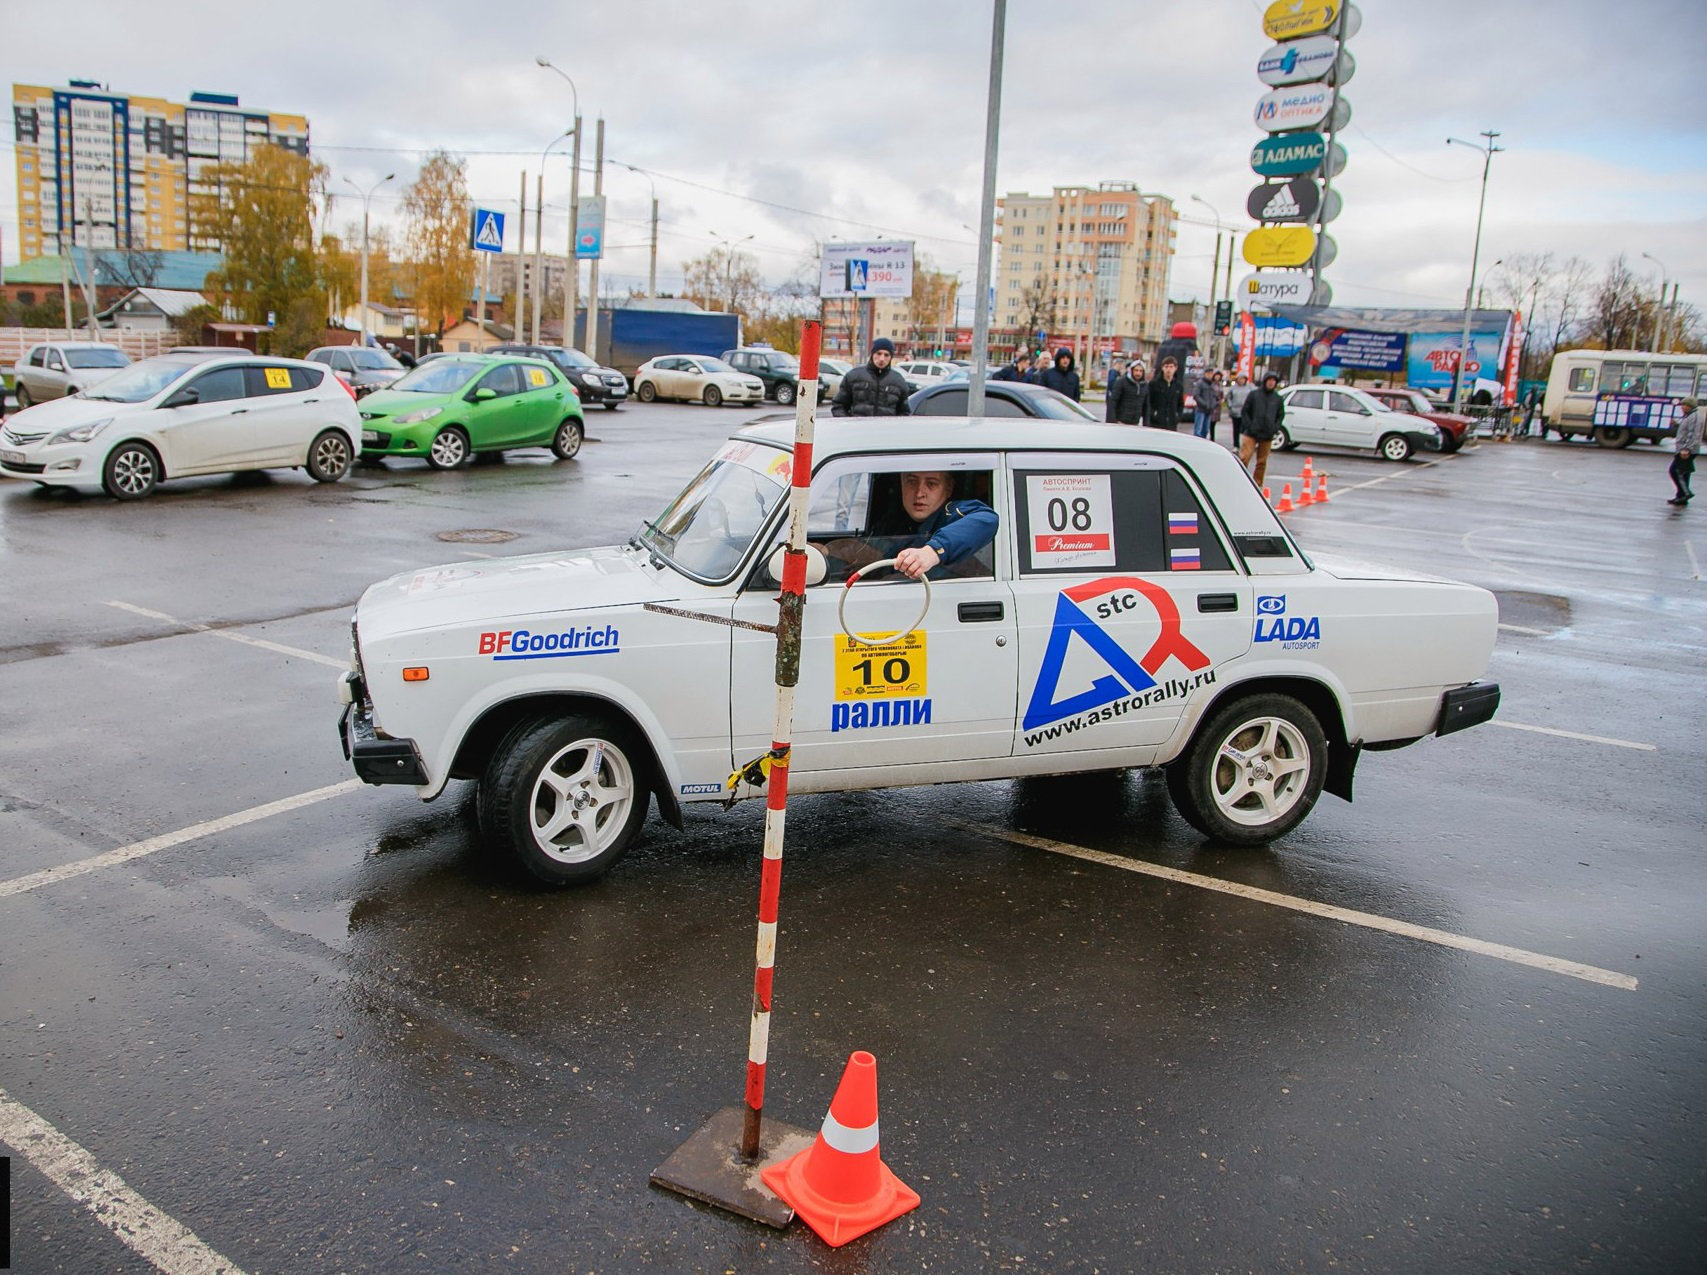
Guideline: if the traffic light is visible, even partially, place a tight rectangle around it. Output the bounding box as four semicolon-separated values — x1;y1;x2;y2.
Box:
934;347;944;358
1213;300;1233;336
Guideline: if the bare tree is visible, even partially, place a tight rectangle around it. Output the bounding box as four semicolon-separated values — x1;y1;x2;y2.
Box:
682;246;764;317
1016;275;1060;351
1583;255;1653;351
401;151;475;339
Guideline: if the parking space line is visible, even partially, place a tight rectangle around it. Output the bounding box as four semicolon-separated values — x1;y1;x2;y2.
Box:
107;601;348;669
960;822;1638;991
0;1085;249;1274
1296;453;1454;499
1489;720;1656;751
1687;539;1701;581
1497;622;1550;636
0;780;362;899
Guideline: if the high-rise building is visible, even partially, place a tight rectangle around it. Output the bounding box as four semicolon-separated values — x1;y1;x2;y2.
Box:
12;81;310;261
995;182;1176;356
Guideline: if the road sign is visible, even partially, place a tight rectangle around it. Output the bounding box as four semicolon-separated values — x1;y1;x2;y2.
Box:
470;208;505;253
819;241;915;299
575;196;606;260
1213;300;1234;333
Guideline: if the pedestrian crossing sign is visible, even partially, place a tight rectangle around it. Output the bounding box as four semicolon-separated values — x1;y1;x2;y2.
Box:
470;208;505;253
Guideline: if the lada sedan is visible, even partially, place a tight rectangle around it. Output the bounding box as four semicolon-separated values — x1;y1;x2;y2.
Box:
338;419;1500;885
1276;384;1444;461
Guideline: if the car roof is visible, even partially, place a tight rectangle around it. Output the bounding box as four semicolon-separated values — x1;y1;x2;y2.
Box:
738;415;1218;461
44;340;124;350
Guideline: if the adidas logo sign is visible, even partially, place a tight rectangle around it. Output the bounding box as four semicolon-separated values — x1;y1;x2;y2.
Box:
1262;185;1302;219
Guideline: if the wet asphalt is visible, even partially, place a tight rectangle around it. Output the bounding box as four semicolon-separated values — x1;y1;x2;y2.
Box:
1;405;1703;1272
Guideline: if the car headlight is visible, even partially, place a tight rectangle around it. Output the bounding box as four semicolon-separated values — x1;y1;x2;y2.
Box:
393;406;444;425
46;417;113;445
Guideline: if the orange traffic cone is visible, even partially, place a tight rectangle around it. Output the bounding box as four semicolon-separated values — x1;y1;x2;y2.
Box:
761;1051;920;1247
1275;483;1294;513
1262;486;1271;505
1314;473;1329;504
1297;477;1314;506
1300;457;1314;487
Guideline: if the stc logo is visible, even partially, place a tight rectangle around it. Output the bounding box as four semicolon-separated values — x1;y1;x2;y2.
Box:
477;624;621;660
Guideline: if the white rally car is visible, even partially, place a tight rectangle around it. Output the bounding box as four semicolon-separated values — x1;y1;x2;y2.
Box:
338;419;1500;885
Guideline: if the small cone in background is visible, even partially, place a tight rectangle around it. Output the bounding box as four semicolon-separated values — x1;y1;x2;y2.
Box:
761;1051;919;1247
1300;457;1314;487
1296;477;1314;506
1314;473;1329;503
1262;486;1271;504
1275;483;1294;513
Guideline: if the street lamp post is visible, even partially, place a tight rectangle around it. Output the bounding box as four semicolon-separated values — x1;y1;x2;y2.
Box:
1447;130;1502;411
536;57;583;351
710;232;754;317
535;130;573;345
1190;195;1229;370
621;164;660;298
344;173;395;349
967;0;1006;417
1641;251;1669;351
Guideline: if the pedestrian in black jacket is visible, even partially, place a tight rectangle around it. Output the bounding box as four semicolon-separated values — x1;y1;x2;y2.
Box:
1106;359;1148;425
1238;371;1286;486
831;337;912;416
1038;347;1080;401
1143;356;1186;429
992;352;1033;382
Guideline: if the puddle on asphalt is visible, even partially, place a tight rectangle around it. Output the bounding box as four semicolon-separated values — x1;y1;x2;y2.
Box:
1492;589;1571;631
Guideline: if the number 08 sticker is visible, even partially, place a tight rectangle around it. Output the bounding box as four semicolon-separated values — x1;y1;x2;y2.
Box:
834;630;927;700
1027;473;1115;569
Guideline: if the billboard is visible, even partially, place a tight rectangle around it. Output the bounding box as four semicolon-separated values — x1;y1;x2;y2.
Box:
1247;177;1321;223
1243;226;1318;268
1309;329;1407;374
1257;36;1354;86
820;241;915;299
1406;328;1510;394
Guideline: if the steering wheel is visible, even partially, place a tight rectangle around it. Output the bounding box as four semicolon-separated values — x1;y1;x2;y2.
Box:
838;558;932;647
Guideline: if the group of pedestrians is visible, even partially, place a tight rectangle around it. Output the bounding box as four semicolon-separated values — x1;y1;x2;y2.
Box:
993;347;1084;401
1102;356;1187;429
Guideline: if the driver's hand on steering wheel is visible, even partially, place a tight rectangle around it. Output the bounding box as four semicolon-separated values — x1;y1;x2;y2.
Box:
893;545;940;580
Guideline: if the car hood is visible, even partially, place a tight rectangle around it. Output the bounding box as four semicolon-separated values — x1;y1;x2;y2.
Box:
356;544;681;642
356;386;456;418
4;392;143;433
1311;554;1477;588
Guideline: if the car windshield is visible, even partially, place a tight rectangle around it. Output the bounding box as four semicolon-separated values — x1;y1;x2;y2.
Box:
65;347;130;370
641;440;791;580
79;359;196;402
389;360;484;393
555;348;598;369
349;348;402;371
1025;390;1099;421
1366;395;1396;412
766;354;799;372
697;358;737;374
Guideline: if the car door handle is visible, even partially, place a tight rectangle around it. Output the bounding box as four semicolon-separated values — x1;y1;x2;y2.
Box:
304;397;320;403
957;601;1005;623
1197;593;1239;613
230;408;249;415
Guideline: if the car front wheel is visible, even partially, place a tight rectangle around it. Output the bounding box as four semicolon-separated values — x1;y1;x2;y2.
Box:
1378;432;1413;462
551;417;584;460
307;429;352;482
1271;425;1292;451
775;382;796;406
703;385;723;408
102;441;160;500
636;381;657;403
1166;693;1327;845
427;425;469;469
15;385;33;409
479;713;651;886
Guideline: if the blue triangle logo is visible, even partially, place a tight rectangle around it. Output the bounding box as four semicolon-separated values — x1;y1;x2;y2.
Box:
475;213;503;249
1022;594;1158;732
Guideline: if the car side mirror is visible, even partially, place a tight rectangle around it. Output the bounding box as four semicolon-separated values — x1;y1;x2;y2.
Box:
688;367;703;376
163;387;200;408
766;543;828;588
470;387;497;401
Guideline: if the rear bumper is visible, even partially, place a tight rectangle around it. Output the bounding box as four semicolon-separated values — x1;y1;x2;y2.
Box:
1436;681;1500;736
338;673;428;785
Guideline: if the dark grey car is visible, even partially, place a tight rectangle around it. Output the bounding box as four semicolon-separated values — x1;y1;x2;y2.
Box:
305;346;407;398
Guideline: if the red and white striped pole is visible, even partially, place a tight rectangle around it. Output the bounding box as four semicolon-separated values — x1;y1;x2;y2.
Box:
742;318;821;1160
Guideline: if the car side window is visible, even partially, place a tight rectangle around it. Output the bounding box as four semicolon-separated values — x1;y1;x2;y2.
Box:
1160;470;1234;572
1289;389;1324;410
47;350;65;371
476;364;526;398
27;347;46;367
244;366;307;397
983;395;1028;418
518;362;555;391
914;388;967;416
1328;390;1365;414
185;367;250;403
1013;467;1165;575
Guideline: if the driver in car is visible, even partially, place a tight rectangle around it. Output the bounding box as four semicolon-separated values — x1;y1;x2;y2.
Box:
831;471;998;581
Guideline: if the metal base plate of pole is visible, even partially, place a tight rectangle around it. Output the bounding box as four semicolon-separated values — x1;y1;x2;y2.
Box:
649;1106;814;1228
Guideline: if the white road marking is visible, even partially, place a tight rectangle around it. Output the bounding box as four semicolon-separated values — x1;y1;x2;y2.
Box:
1498;622;1550;636
1489;720;1657;752
961;823;1637;991
1289;453;1453;501
107;601;347;669
1687;538;1702;581
0;1085;249;1274
0;780;363;898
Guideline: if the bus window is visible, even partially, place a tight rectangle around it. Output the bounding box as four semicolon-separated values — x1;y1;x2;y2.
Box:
1657;364;1696;397
1568;366;1595;393
1697;368;1707;399
1613;363;1649;394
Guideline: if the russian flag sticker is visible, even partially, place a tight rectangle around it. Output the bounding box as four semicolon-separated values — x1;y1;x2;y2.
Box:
1170;547;1202;570
1168;512;1198;535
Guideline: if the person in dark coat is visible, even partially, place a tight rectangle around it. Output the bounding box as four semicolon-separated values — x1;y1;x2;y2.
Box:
1238;370;1286;487
1037;347;1080;400
831;337;911;416
1106;358;1148;425
1143;356;1186;430
992;351;1033;382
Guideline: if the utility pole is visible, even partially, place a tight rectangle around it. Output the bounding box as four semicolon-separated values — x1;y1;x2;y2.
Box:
532;172;544;343
517;170;528;337
538;55;584;352
585;117;605;364
345;174;395;349
1447;130;1502;411
967;0;1006;416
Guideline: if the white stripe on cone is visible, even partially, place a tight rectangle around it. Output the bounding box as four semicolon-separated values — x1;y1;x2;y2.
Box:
819;1111;880;1155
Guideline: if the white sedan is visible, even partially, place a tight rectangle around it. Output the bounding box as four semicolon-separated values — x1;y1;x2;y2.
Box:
1275;384;1444;461
632;355;765;407
0;353;362;499
339;417;1500;885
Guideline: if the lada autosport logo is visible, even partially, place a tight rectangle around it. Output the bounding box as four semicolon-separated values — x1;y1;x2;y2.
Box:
1254;595;1321;649
1022;576;1215;742
478;624;621;660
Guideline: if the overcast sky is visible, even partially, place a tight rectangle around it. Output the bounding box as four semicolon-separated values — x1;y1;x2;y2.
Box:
5;0;1704;323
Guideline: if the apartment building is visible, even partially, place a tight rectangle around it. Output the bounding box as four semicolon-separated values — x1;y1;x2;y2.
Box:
12;80;310;260
995;182;1176;354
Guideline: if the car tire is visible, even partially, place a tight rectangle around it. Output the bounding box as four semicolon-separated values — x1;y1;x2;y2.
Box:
479;712;651;886
775;382;796;406
102;440;160;500
427;425;470;470
636;381;657;403
15;385;33;409
1594;425;1634;449
1271;425;1293;451
1378;432;1413;462
604;402;621;412
1166;692;1328;845
306;429;353;483
551;417;584;460
1439;433;1462;453
703;385;723;408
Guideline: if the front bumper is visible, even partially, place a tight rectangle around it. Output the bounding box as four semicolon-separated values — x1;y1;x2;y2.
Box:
576;377;630;403
0;445;97;486
358;426;424;455
338;671;428;784
1436;681;1500;736
1411;429;1445;453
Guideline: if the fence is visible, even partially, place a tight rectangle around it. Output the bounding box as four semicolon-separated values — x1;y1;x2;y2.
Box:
0;328;179;365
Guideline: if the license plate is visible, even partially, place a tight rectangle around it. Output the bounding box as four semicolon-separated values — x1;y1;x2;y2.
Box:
361;430;379;444
0;449;24;465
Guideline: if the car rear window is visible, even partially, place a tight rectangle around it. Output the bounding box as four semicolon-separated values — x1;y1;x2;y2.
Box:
245;365;321;396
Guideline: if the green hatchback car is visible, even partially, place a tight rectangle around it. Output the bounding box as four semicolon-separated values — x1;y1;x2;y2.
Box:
356;355;584;468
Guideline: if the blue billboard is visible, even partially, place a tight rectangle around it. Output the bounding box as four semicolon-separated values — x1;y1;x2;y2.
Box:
1406;329;1507;394
1311;328;1406;375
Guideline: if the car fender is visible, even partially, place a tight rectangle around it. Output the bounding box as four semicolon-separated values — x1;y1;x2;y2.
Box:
1158;655;1356;764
